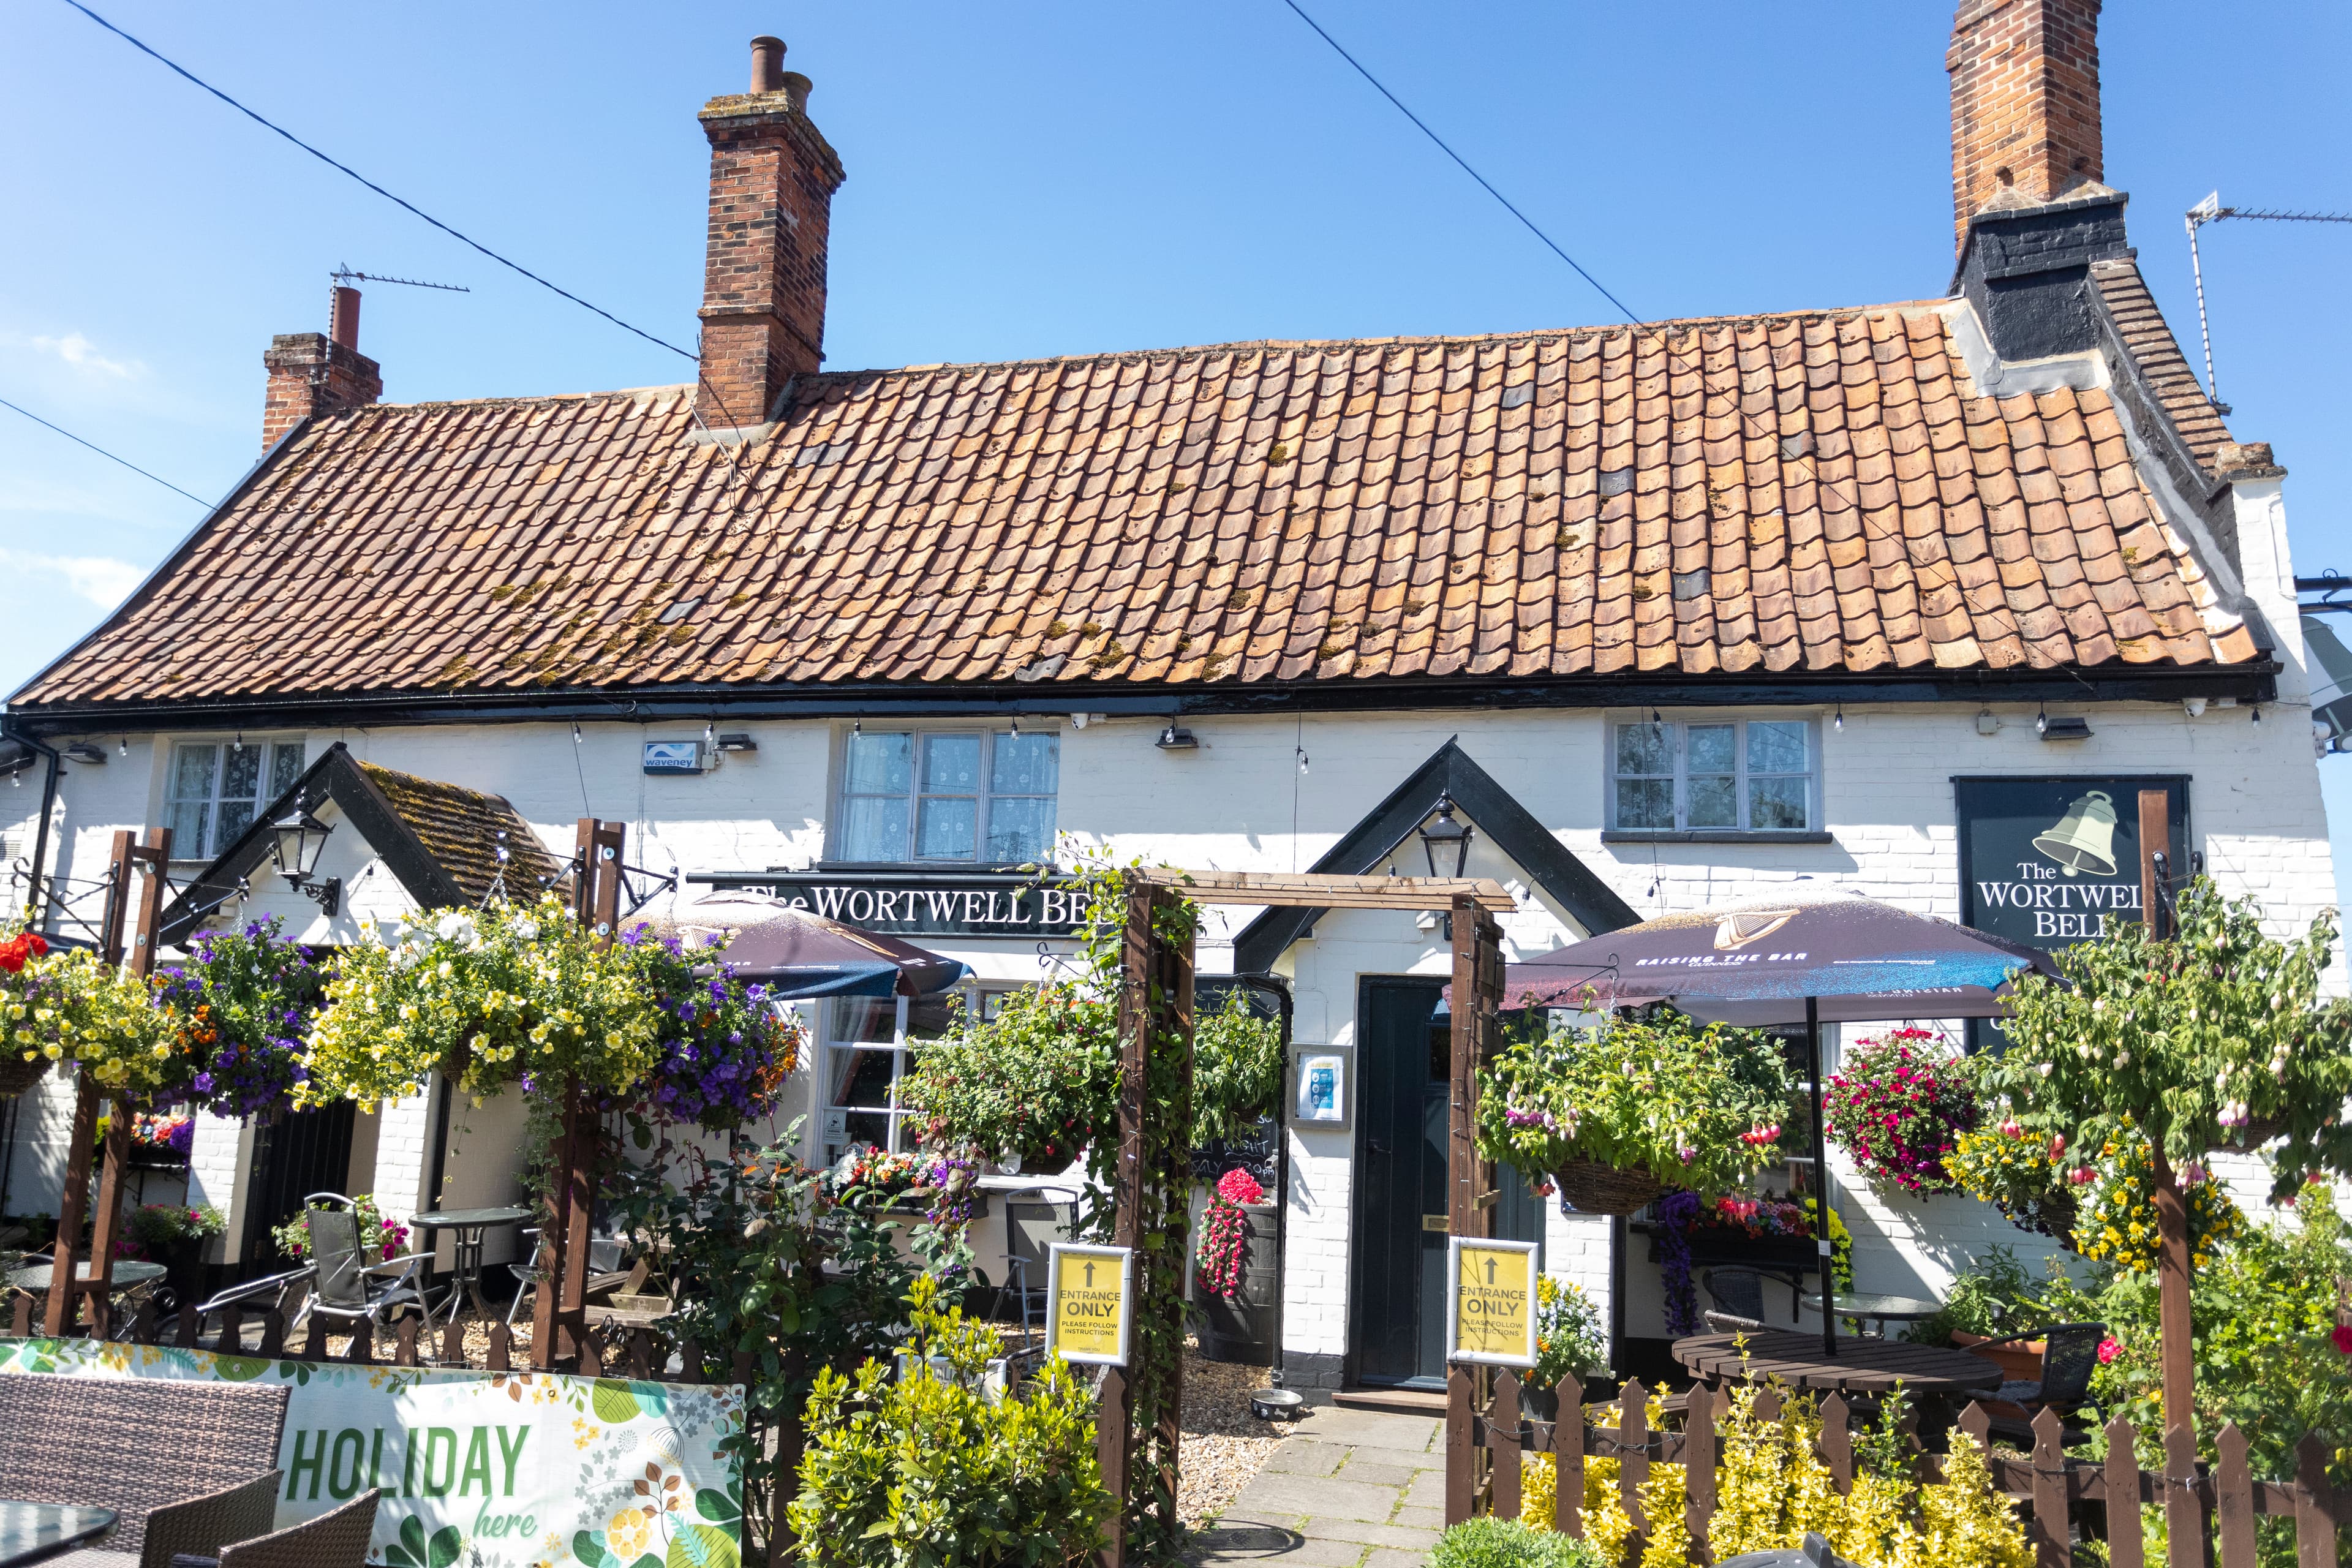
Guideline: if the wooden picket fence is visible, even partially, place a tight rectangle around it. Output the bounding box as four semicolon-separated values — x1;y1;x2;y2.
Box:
1464;1371;2349;1568
4;1289;723;1381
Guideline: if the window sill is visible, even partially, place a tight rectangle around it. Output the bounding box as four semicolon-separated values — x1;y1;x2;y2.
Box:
1600;830;1833;845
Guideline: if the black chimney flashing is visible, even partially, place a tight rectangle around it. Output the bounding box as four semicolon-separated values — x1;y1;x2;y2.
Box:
1951;187;2133;364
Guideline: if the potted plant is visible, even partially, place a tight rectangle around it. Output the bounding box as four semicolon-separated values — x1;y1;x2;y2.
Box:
1823;1026;1980;1194
271;1193;411;1263
124;1109;195;1168
1477;1005;1795;1214
1518;1275;1607;1421
614;924;804;1133
121;1202;227;1303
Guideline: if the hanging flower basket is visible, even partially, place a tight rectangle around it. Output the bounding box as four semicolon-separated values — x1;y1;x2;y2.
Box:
0;1052;51;1100
1551;1156;1667;1216
1476;1005;1795;1204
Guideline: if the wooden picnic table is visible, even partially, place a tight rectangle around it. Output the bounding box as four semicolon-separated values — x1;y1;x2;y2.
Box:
1672;1329;2002;1398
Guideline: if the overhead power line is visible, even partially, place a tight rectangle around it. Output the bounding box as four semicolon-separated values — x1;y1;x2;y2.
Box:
0;395;211;507
55;0;697;364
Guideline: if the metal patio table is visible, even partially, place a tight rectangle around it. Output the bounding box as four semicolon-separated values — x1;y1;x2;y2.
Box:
1800;1290;1942;1338
408;1207;532;1323
0;1500;116;1565
6;1260;168;1299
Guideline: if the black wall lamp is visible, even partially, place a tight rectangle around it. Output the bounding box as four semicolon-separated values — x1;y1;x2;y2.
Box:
1418;794;1474;878
1155;723;1198;750
270;807;341;916
1418;794;1475;940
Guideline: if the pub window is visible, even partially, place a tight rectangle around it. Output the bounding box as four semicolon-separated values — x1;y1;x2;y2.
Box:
1610;718;1815;832
164;739;307;859
834;729;1058;864
820;984;1018;1158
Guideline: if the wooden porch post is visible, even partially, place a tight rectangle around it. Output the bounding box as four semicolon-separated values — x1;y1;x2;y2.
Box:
1096;878;1155;1568
44;827;168;1338
1445;893;1504;1524
534;818;624;1369
2138;791;2196;1446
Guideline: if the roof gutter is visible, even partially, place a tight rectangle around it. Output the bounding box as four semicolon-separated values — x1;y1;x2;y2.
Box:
0;718;62;927
0;660;2285;738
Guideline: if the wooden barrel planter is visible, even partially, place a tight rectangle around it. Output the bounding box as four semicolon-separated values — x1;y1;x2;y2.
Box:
1198;1204;1278;1365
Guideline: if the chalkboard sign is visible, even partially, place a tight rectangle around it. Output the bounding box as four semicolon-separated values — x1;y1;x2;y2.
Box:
1193;1118;1278;1185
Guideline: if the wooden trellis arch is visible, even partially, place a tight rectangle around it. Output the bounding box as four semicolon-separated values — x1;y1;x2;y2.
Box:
1108;872;1509;1565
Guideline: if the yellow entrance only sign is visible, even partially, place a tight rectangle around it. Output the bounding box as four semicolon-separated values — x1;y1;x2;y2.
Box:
1045;1242;1135;1366
1446;1237;1539;1367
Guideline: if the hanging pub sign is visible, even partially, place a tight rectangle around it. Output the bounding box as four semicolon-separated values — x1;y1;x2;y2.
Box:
1953;774;2188;1049
684;869;1084;939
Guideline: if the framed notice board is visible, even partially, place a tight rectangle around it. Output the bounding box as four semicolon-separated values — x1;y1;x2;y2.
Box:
1952;774;2190;1051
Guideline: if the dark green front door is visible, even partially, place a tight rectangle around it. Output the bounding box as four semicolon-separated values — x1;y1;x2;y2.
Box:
1350;977;1545;1389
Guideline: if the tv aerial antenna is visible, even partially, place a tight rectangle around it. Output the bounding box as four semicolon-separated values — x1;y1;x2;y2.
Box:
330;266;470;294
2185;193;2352;413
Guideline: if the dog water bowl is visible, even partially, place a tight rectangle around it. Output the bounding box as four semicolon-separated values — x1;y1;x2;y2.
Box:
1250;1387;1306;1421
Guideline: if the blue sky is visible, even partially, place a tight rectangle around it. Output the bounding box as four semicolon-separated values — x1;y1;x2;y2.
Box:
4;1;2350;870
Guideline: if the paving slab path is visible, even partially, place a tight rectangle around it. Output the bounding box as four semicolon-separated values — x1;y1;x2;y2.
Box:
1187;1407;1450;1568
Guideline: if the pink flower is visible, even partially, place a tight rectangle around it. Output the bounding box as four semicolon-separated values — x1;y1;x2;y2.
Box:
2097;1336;2124;1364
2333;1325;2352;1357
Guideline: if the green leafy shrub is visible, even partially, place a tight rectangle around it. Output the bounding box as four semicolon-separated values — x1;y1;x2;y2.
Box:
789;1276;1114;1568
1431;1515;1608;1568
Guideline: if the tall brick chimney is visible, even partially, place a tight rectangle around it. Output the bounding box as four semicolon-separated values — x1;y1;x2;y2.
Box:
262;285;382;448
694;36;846;431
1947;0;2104;253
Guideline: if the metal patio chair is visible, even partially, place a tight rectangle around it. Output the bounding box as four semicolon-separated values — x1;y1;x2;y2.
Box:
287;1196;440;1340
1002;1191;1075;1345
503;1227;634;1329
1964;1320;2106;1443
1702;1267;1770;1333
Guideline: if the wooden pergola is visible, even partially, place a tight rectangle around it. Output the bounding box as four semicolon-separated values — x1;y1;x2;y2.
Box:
1104;871;1510;1565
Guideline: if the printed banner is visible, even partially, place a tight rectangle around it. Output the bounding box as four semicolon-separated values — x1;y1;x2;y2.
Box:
0;1337;743;1568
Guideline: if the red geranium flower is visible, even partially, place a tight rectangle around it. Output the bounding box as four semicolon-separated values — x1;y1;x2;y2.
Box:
2331;1325;2352;1357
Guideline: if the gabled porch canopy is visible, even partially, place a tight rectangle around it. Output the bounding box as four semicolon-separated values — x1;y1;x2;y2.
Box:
157;741;567;946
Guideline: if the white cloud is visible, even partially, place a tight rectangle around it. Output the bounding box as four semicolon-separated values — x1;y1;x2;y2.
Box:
0;548;146;608
10;331;142;380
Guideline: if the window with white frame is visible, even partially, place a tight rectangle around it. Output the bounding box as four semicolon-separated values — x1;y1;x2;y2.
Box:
820;984;1018;1156
834;729;1058;864
1610;718;1815;832
164;739;306;859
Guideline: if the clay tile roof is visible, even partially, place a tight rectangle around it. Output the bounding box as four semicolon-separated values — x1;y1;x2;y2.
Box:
356;761;566;906
9;304;2252;713
2092;258;2236;473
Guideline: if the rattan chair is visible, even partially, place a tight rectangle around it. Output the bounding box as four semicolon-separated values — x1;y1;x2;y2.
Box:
0;1376;288;1565
166;1488;379;1568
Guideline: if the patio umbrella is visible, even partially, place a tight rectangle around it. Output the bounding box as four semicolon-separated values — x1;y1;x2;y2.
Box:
1487;894;2062;1355
636;893;969;1000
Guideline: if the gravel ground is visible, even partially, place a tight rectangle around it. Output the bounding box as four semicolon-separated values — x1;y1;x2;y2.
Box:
1178;1340;1287;1525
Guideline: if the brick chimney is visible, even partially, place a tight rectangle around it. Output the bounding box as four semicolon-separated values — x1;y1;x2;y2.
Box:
1947;0;2104;253
261;285;382;448
694;36;846;431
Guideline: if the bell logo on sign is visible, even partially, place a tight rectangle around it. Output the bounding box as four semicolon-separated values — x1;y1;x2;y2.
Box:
1044;1243;1134;1366
1446;1237;1539;1368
